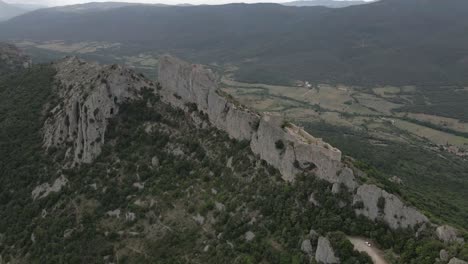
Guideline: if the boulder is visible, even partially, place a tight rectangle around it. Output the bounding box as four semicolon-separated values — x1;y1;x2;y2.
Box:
245;231;255;241
440;249;449;262
449;258;468;264
436;225;465;244
315;236;340;264
353;184;428;229
301;239;314;256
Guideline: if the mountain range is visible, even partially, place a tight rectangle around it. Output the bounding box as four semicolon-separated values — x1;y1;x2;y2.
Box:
1;0;468;86
281;0;368;8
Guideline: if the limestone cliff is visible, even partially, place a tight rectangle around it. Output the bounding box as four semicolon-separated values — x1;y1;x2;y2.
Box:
158;55;430;230
158;55;344;182
43;57;154;166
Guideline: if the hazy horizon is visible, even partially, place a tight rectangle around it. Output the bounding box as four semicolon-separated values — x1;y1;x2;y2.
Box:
4;0;372;7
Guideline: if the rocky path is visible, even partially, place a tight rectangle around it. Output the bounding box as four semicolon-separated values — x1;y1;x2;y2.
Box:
348;236;389;264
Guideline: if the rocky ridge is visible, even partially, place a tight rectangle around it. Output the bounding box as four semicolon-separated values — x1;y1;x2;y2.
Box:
41;55;455;232
157;55;429;230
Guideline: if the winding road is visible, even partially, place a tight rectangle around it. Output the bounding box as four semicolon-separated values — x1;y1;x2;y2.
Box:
348;236;389;264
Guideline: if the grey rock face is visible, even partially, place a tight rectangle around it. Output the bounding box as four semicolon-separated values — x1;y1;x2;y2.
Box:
353;184;428;229
440;249;449;262
436;225;465;244
43;57;153;166
449;258;468;264
301;239;314;256
158;55;259;141
315;236;340;264
158;55;430;230
158;55;343;183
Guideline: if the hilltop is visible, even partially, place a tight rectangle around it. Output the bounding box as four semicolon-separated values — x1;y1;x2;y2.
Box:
0;44;467;263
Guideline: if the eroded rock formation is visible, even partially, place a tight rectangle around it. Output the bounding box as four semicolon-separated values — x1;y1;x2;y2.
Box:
158;55;344;182
158;55;429;230
43;57;153;166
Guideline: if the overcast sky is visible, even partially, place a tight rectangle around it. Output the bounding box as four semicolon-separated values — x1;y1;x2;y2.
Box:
5;0;371;7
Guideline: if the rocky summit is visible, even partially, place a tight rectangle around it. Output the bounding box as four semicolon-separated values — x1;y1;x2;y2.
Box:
43;57;154;166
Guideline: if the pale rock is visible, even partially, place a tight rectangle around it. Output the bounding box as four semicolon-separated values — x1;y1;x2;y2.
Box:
301;239;314;255
215;202;225;211
436;225;465;244
193;214;205;225
315;236;340;264
440;249;449;262
125;212;136;221
203;245;210;252
309;193;320;206
353;184;428;229
151;156;160;167
449;258;468;264
107;209;121;218
331;183;340;194
89;183;98;190
245;231;255;241
133;182;145;190
226;156;233;169
43;57;153;166
31;233;35;243
32;175;68;200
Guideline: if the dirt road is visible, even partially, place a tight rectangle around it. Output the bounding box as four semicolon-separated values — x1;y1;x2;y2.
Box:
348;236;389;264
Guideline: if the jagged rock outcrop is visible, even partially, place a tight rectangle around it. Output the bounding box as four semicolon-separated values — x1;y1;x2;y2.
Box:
436;225;465;244
315;236;340;264
158;55;344;182
43;57;153;165
0;42;31;73
158;55;430;230
32;175;68;200
353;184;428;229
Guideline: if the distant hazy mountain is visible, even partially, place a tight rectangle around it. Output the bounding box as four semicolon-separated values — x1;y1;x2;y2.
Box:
0;0;43;21
282;0;368;8
50;2;158;13
0;0;25;21
2;0;468;86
